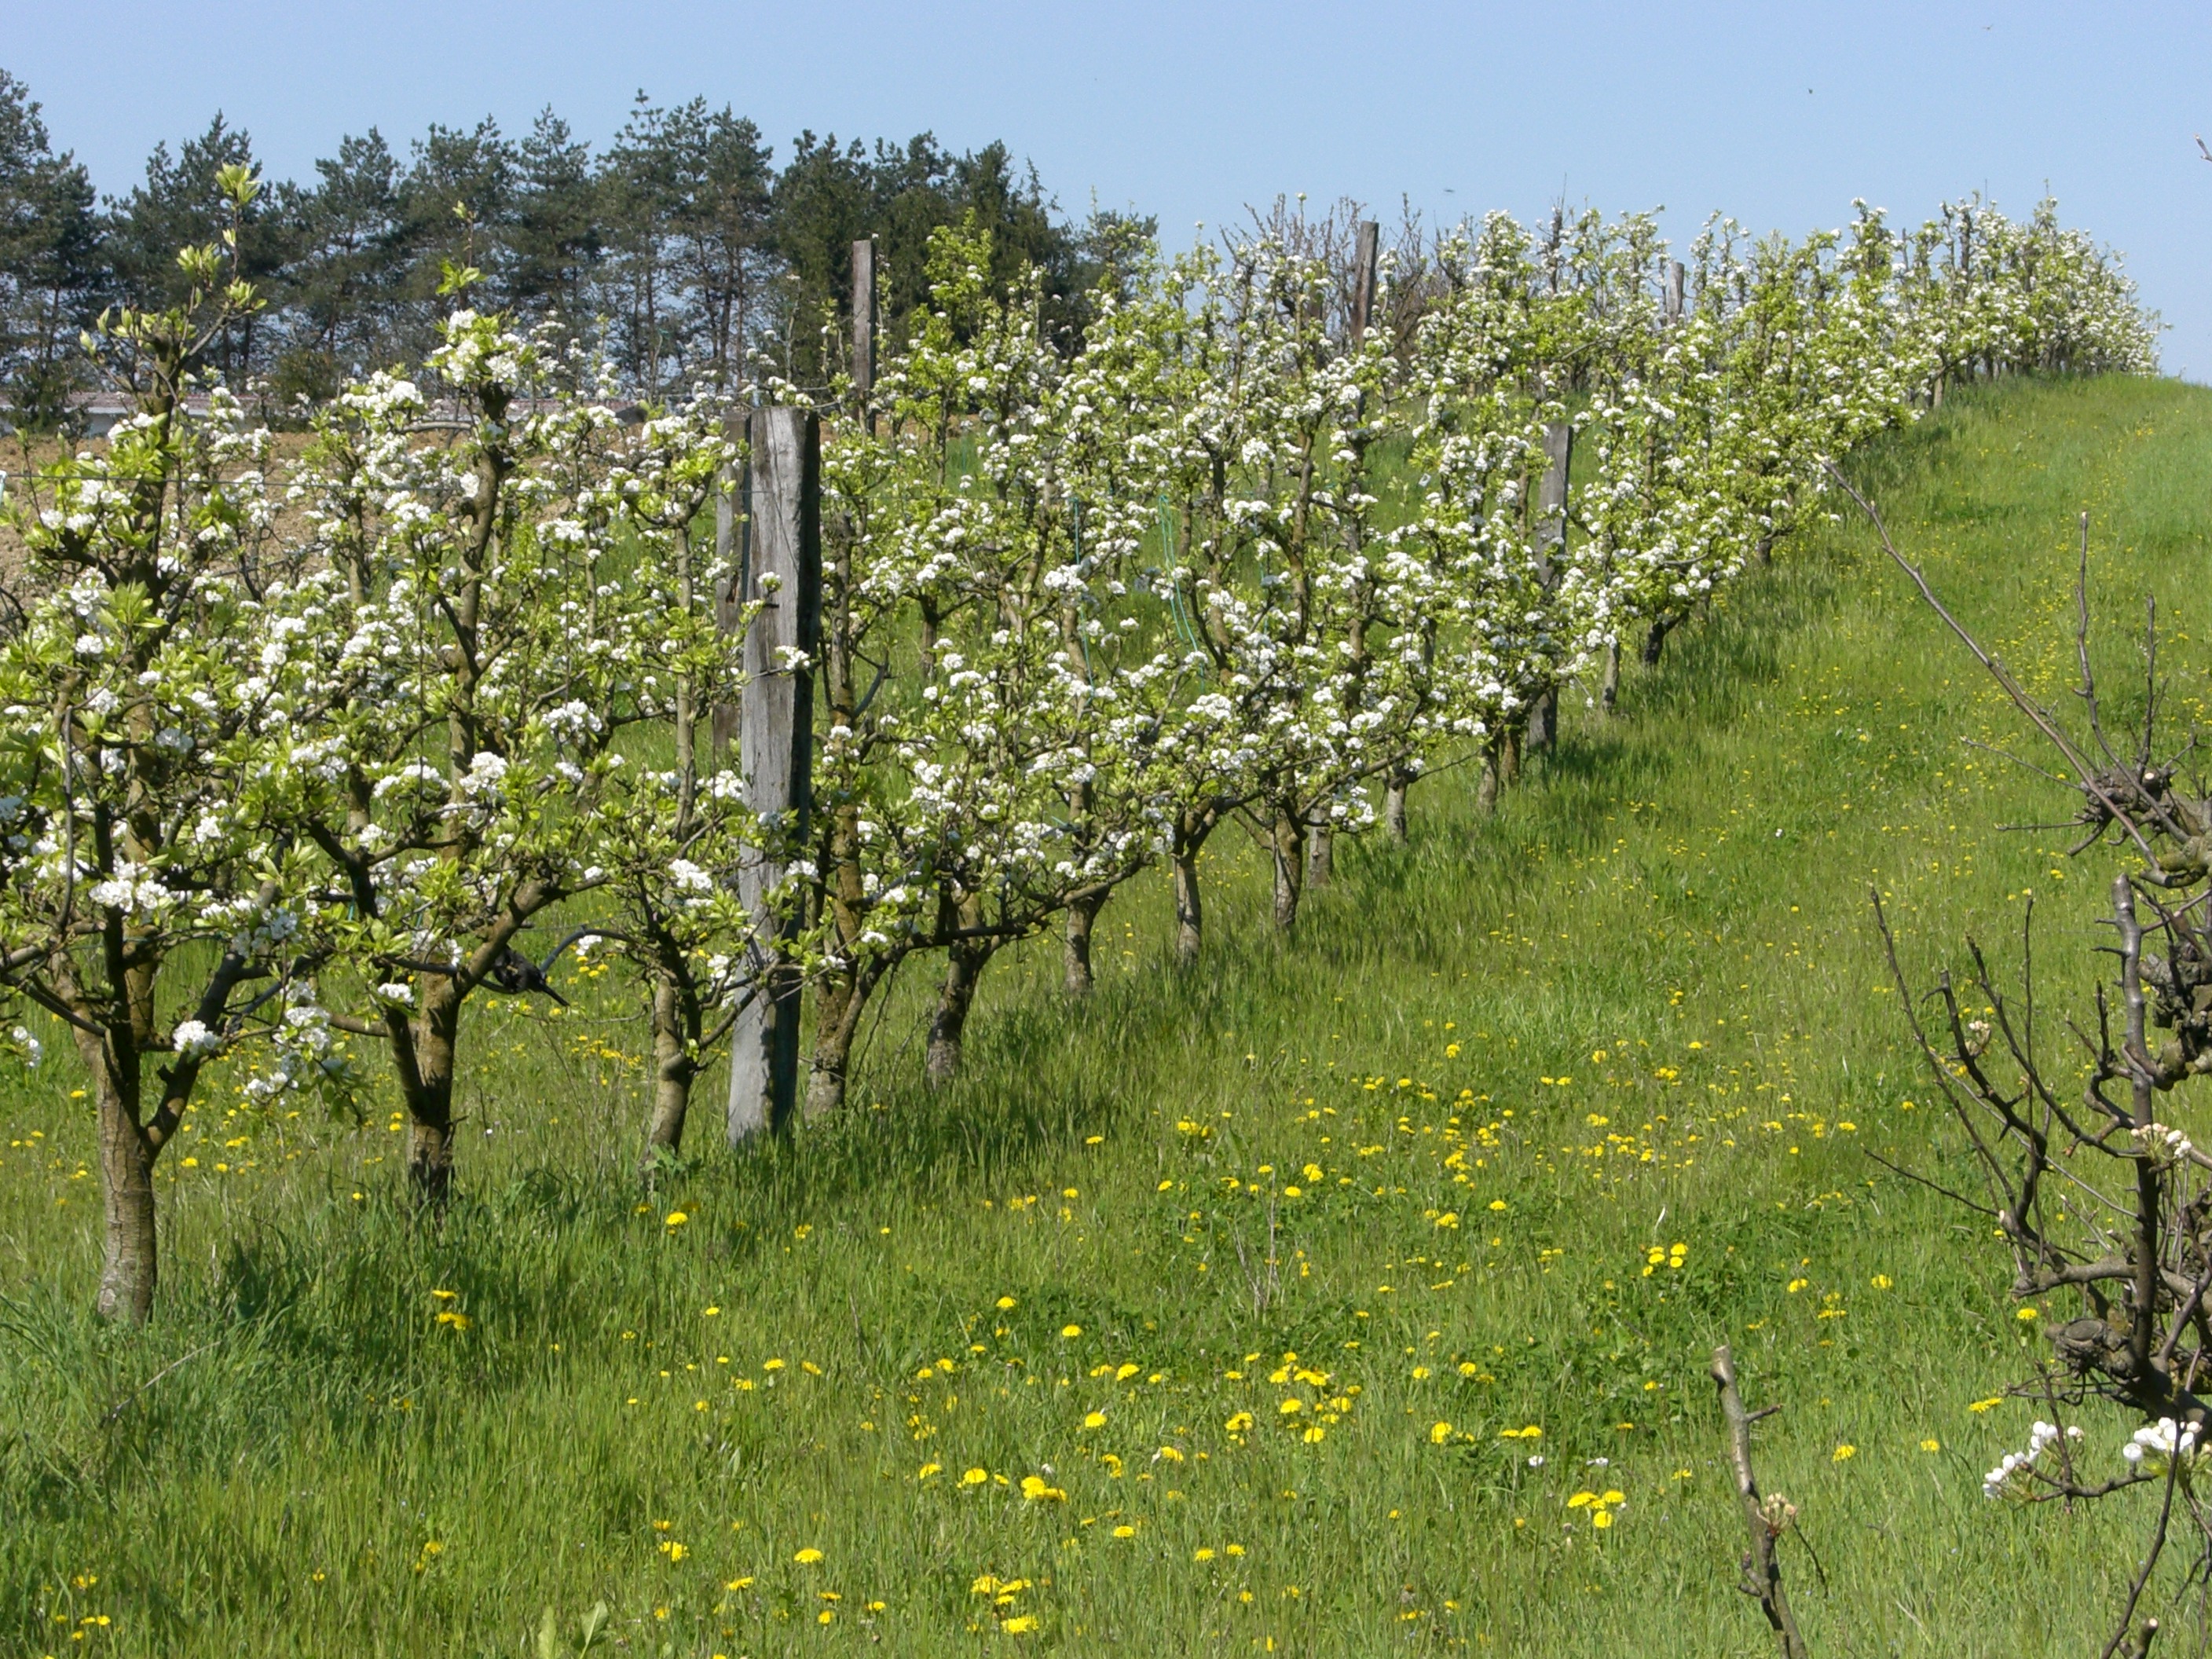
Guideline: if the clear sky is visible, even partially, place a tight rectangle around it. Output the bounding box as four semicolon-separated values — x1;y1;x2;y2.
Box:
9;2;2209;372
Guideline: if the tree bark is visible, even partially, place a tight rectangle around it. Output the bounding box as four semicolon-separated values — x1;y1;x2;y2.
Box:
396;977;461;1210
1643;615;1675;668
1304;819;1333;889
1500;728;1522;786
1600;641;1621;712
1477;738;1503;816
925;933;991;1088
1173;821;1207;967
1527;686;1558;751
643;973;698;1165
93;1064;158;1324
1064;888;1108;996
1271;804;1304;932
1384;771;1411;840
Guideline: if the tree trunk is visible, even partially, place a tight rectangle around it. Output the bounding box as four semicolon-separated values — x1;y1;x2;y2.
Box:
1500;728;1522;786
1384;771;1411;840
1643;615;1675;668
93;1067;158;1324
806;972;863;1119
1600;642;1621;712
925;935;991;1088
1271;804;1304;932
1305;819;1332;889
1528;686;1558;750
643;974;696;1166
1173;820;1207;967
1064;888;1108;996
1477;738;1503;816
401;982;461;1210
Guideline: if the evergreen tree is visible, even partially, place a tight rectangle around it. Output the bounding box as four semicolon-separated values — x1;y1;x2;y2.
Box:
279;128;406;401
103;114;294;387
0;70;100;426
510;108;601;335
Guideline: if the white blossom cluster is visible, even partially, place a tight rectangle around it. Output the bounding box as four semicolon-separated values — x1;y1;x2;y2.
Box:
1982;1419;2083;1500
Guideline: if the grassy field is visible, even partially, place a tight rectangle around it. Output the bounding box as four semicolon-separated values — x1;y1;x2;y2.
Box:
5;374;2212;1657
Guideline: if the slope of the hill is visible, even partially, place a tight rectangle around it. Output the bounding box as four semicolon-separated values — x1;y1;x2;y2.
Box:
3;375;2210;1656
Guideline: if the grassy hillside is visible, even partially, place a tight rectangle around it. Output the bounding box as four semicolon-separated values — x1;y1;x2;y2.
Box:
4;375;2211;1656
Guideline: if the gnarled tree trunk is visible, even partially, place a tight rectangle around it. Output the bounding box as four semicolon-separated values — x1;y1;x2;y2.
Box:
392;975;463;1210
643;972;699;1168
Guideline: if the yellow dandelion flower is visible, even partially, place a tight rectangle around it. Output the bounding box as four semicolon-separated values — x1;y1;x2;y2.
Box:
1061;1324;1082;1339
1430;1421;1452;1445
961;1468;988;1488
1112;1525;1136;1539
1921;1439;1940;1452
665;1210;689;1228
1833;1444;1855;1462
794;1547;823;1564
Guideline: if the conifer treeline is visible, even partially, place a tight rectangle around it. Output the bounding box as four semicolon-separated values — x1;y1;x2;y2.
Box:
0;70;1147;423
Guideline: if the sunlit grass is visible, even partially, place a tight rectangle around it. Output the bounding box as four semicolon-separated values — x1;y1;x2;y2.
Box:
3;375;2211;1654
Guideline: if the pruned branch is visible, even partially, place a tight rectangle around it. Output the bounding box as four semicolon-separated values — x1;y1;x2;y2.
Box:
1711;1345;1811;1659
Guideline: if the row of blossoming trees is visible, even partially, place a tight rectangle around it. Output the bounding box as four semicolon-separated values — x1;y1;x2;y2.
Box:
0;173;2156;1320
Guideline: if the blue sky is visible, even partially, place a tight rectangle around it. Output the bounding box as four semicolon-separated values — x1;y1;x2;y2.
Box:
10;2;2209;372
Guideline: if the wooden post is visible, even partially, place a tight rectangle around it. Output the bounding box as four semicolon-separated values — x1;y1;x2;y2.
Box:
726;405;821;1144
710;417;749;755
1664;258;1685;324
1528;419;1573;750
1350;219;1379;345
851;237;876;426
1308;218;1383;886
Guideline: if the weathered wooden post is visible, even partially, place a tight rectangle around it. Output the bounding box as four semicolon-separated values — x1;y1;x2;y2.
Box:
1350;218;1379;342
1527;419;1573;750
851;237;876;427
1664;258;1685;324
1308;218;1383;884
727;405;822;1144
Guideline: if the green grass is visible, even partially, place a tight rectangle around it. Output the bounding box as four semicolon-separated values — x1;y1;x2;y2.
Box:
6;374;2212;1656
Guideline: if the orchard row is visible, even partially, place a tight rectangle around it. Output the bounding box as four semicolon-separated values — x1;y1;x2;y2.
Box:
0;183;2154;1319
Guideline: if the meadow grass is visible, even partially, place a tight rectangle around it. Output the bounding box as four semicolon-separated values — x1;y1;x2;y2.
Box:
4;374;2212;1656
